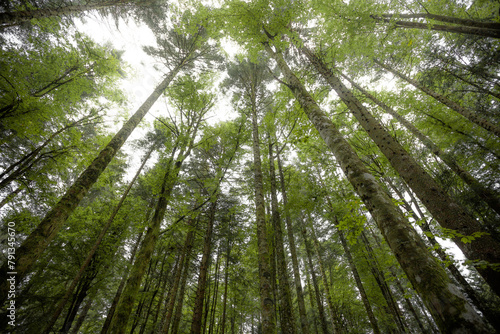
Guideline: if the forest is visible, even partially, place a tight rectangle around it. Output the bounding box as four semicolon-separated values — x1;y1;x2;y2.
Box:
1;0;500;333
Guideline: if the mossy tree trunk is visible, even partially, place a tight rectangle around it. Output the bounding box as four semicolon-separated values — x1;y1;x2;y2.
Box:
268;136;297;334
302;46;500;298
339;71;500;216
266;43;491;333
277;152;310;334
0;63;184;304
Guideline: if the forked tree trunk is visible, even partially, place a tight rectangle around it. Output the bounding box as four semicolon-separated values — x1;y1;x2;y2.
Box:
266;42;491;333
0;62;185;303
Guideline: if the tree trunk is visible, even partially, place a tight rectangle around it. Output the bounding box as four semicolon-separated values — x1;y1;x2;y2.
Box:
100;231;145;334
0;0;146;27
377;13;500;30
360;231;407;333
304;259;321;334
191;200;217;334
69;297;93;334
302;47;500;297
249;86;276;334
340;71;500;216
0;62;184;303
276;152;310;334
374;59;500;137
307;221;341;334
370;15;500;39
42;145;155;334
110;148;188;334
302;229;330;334
220;237;231;334
266;43;491;333
268;136;296;334
170;227;194;334
337;227;380;334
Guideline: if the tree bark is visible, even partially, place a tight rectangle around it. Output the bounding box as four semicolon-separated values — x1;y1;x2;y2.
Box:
266;42;491;333
302;229;330;334
69;297;93;334
42;144;155;334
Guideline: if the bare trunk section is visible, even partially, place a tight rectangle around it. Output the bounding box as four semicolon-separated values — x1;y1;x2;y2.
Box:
374;59;500;137
339;72;500;216
0;63;183;303
266;42;491;333
110;147;188;334
307;221;341;334
100;231;145;334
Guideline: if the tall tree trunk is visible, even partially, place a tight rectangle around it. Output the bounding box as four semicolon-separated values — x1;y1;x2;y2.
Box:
337;227;380;334
170;227;194;334
302;46;500;297
369;15;500;39
69;297;93;334
43;145;155;334
304;259;321;334
374;59;500;137
0;0;147;27
266;43;491;333
376;13;500;30
249;87;276;334
208;248;221;334
220;237;231;334
276;152;310;334
360;231;407;333
110;147;189;334
302;229;329;334
307;221;341;334
191;200;217;334
0;62;185;303
100;231;145;334
268;136;296;334
340;71;500;216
